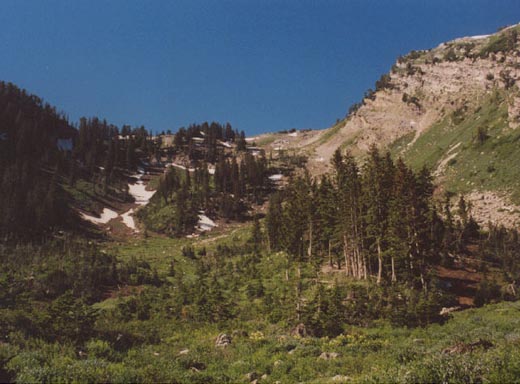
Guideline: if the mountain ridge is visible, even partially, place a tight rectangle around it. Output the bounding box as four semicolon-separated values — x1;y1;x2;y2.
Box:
253;22;520;226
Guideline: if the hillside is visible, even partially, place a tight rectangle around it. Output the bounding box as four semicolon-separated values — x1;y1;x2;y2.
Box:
254;24;520;227
0;81;164;239
5;25;520;384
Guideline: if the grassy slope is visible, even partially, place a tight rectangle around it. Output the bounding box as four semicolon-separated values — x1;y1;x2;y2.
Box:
115;300;519;383
51;225;515;383
396;89;520;202
6;206;517;382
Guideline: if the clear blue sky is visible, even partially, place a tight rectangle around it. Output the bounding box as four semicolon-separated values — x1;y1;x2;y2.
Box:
0;0;519;135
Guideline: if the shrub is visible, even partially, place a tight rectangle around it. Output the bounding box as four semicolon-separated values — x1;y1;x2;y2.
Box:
474;280;502;307
480;29;518;57
375;74;394;91
86;339;114;360
476;126;489;145
444;48;458;62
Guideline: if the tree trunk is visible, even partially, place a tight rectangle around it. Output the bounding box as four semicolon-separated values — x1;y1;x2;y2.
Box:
420;271;427;293
343;234;350;276
328;239;332;267
362;252;368;280
391;257;396;283
296;262;302;321
308;219;313;261
350;245;359;279
377;237;383;285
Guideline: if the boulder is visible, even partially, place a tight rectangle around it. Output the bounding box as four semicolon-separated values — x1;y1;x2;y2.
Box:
332;375;351;382
440;306;461;316
319;352;340;360
215;333;232;347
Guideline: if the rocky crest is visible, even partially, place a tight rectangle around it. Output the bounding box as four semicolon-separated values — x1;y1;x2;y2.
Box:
259;24;520;227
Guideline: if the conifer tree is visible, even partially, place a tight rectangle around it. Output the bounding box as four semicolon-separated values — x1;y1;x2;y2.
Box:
266;192;284;252
363;146;392;284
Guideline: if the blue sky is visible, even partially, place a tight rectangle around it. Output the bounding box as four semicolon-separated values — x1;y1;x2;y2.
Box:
0;0;519;135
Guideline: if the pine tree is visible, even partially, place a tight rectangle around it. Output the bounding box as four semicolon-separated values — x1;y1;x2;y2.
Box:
362;146;393;284
337;151;365;279
266;192;284;252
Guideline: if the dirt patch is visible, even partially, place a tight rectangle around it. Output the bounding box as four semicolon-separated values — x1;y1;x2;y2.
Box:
436;265;482;306
443;339;493;354
102;284;145;300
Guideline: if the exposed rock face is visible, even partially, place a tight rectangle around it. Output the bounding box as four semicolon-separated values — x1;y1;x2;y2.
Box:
256;25;520;227
315;37;520;165
215;333;232;347
466;191;520;228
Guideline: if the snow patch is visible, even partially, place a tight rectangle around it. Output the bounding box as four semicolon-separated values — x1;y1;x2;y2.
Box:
167;163;195;172
468;34;490;40
121;208;138;232
81;208;118;225
269;174;283;181
128;174;156;205
219;140;232;148
198;212;217;231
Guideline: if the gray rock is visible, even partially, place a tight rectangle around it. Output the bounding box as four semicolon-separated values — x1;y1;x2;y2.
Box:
332;374;350;382
440;306;461;316
319;352;340;360
215;333;232;347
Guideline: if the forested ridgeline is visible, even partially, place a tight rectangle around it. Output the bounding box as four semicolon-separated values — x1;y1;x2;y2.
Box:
138;151;274;236
0;82;159;239
164;122;247;163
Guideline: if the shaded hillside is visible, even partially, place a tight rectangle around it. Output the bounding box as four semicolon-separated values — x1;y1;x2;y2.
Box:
0;82;77;237
0;82;159;239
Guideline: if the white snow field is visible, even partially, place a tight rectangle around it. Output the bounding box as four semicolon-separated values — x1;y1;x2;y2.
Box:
81;208;119;225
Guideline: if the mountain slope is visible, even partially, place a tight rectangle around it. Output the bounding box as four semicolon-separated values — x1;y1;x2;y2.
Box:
257;24;520;226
